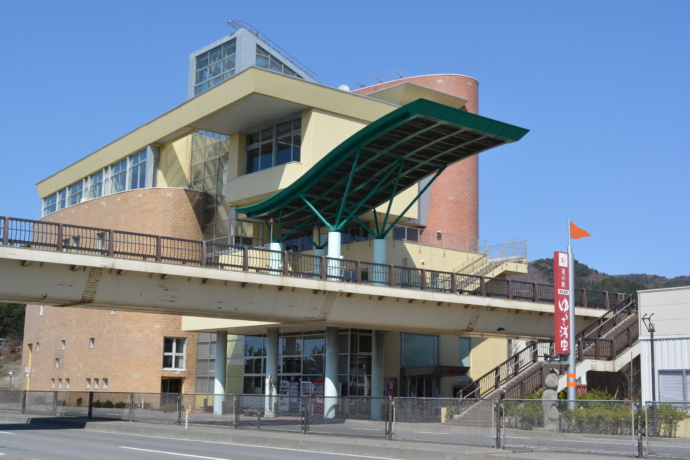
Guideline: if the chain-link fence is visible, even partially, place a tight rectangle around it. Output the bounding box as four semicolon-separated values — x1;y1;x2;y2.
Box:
393;397;495;447
5;390;690;458
645;401;690;458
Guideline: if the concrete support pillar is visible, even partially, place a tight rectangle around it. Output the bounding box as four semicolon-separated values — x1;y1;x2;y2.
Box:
269;242;283;274
213;331;227;416
373;238;387;285
325;326;339;418
327;232;341;280
371;330;385;420
265;327;279;417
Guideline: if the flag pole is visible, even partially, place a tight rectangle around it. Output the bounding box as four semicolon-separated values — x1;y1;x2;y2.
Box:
567;219;576;409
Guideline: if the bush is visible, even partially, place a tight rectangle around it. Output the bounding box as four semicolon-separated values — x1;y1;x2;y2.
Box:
648;403;686;438
114;401;127;409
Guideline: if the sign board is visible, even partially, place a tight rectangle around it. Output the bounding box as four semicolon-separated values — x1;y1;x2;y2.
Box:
25;367;31;373
553;251;571;354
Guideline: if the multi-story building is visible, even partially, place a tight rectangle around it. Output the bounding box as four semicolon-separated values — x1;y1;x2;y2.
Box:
21;22;529;398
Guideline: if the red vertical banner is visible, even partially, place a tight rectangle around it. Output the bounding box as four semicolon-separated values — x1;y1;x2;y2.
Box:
554;251;571;354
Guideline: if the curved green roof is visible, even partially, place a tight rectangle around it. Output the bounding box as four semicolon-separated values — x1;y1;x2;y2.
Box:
237;98;528;233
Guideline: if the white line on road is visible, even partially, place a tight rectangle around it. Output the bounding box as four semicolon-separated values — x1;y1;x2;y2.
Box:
120;447;232;460
0;432;14;435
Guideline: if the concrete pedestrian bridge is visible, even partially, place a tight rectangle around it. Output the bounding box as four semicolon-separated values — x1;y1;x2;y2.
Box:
0;216;622;339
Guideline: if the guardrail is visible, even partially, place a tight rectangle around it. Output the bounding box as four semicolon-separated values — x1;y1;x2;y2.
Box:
1;216;623;308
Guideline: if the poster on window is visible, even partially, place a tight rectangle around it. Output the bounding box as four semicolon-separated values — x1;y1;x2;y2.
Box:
553;251;571;355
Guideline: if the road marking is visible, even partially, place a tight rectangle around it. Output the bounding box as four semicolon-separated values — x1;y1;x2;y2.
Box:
120;447;232;459
0;431;14;435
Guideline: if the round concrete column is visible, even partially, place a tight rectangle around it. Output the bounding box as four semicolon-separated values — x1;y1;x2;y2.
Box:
327;232;341;280
325;326;339;418
269;242;283;274
371;330;385;419
372;238;387;285
213;331;228;415
265;327;279;416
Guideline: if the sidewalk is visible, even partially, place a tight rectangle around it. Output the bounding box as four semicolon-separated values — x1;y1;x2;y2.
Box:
0;412;632;460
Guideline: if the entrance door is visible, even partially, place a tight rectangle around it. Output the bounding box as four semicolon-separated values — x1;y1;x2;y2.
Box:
405;376;439;398
161;378;183;407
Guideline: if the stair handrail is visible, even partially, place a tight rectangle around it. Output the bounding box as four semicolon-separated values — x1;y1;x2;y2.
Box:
455;238;528;275
460;295;636;401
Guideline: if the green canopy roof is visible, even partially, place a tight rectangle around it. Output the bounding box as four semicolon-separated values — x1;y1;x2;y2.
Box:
237;98;528;238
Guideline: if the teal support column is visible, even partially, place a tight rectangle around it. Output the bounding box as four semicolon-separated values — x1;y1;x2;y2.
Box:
325;326;339;419
372;238;387;285
265;327;279;417
371;330;384;420
213;331;227;416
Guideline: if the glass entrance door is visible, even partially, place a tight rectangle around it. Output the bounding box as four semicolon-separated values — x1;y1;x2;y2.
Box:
404;376;439;398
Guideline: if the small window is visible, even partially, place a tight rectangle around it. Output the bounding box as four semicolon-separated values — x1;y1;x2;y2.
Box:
163;338;186;370
102;378;109;390
55;358;60;369
94;378;99;390
58;378;62;389
39;305;44;316
61;340;66;350
89;338;95;349
86;378;91;390
110;310;116;315
51;378;55;389
66;378;70;389
36;342;40;352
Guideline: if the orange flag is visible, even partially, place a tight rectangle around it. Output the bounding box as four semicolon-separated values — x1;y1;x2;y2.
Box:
570;221;591;239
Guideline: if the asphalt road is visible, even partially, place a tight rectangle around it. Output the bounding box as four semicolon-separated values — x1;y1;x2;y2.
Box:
0;423;394;460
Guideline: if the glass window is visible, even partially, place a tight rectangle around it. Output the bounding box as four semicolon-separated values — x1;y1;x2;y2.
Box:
401;334;438;368
659;370;689;402
110;159;127;193
255;45;303;80
244;117;301;174
163;337;186;370
86;378;91;390
102;378;108;390
88;171;103;199
57;190;67;210
194;39;236;96
67;182;83;206
42;194;57;216
55;358;60;369
129;150;147;190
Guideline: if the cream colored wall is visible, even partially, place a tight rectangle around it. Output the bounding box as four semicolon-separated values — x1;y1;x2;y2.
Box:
468;337;508;382
301;109;367;170
227;162;307;207
384;331;401;392
157;136;191;187
638;286;690;338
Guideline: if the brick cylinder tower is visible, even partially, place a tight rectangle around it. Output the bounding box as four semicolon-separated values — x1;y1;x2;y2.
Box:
353;74;480;243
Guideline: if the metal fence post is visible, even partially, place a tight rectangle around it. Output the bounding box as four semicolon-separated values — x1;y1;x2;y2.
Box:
52;391;58;416
129;392;134;421
494;399;503;449
386;396;394;440
88;391;94;419
21;390;26;414
636;400;645;458
177;393;182;426
2;216;9;246
233;394;239;429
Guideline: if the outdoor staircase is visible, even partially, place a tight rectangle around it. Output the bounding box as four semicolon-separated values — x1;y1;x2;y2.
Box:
458;295;638;405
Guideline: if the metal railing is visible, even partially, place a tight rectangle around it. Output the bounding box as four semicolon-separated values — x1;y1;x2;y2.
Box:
0;215;623;309
455;237;528;275
463;296;637;400
3;390;688;458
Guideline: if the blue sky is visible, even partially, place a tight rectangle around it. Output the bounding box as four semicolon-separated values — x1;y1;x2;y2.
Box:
1;1;688;278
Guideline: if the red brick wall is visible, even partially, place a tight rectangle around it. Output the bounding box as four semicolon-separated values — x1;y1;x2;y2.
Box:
354;74;480;240
22;188;205;393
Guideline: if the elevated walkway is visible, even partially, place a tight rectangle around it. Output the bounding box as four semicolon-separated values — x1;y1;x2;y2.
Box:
0;216;623;337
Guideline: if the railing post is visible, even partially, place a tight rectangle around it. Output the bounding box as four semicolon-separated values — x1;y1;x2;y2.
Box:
507;279;513;300
582;289;588;308
355;261;362;283
155;236;162;262
386;396;394;440
57;223;64;252
637;400;644;458
176;393;182;425
2;216;8;246
532;282;538;302
480;276;486;297
388;265;394;287
200;241;207;267
21;390;26;414
53;391;58;416
604;291;610;310
450;273;457;293
242;247;249;272
282;250;289;276
420;269;427;291
108;229;115;257
88;391;94;419
320;256;327;280
595;340;601;360
129;392;134;421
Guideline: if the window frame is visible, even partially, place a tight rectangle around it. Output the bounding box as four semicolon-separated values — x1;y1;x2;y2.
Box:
163;337;187;371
